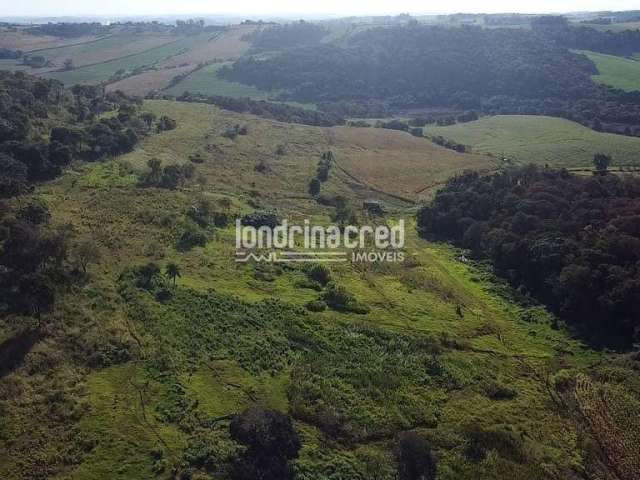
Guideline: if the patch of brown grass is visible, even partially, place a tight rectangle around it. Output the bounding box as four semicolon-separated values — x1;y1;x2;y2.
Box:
328;126;497;201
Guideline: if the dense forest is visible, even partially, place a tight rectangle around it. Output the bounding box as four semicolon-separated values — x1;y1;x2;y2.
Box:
418;166;640;349
243;20;328;50
220;23;640;135
533;16;640;56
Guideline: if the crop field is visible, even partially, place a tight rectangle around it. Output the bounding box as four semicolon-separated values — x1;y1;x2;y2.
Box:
105;65;194;96
164;62;271;98
579;50;640;91
329;126;497;201
431;115;640;167
25;33;178;70
161;26;253;67
0;27;100;51
44;35;207;85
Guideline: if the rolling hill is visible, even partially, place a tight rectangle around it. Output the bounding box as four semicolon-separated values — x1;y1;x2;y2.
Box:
430;115;640;167
2;98;621;480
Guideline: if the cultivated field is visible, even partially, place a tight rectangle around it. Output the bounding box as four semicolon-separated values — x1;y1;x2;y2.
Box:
579;49;640;91
26;33;178;70
0;27;100;50
431;115;640;167
106;65;194;96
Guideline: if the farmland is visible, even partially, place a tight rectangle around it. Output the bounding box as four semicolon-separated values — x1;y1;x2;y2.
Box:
164;63;271;99
44;35;207;85
25;32;178;70
579;49;640;91
430;115;640;167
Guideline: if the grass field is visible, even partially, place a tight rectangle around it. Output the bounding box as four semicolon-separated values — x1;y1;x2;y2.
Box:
26;33;178;70
164;62;271;99
329;126;497;201
430;115;640;167
0;27;100;51
44;34;208;85
1;99;638;480
578;50;640;91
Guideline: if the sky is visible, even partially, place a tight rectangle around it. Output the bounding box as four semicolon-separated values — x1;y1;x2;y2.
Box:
1;0;639;18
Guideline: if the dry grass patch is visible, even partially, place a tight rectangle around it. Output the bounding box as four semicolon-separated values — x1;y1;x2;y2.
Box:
328;127;496;201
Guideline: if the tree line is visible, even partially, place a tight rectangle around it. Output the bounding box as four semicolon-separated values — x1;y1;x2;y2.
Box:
418;165;640;348
220;23;640;136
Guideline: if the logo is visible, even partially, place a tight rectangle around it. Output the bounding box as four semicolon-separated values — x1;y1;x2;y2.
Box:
235;219;405;263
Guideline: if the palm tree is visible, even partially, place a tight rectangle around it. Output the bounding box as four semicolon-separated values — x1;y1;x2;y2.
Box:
165;262;181;287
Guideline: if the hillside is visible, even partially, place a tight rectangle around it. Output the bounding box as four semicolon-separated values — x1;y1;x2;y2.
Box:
430;115;640;167
579;50;640;91
1;97;639;480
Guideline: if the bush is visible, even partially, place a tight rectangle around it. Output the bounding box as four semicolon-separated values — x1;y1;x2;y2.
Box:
241;211;279;229
176;225;208;252
307;264;331;286
157;116;177;132
305;300;327;312
322;283;369;314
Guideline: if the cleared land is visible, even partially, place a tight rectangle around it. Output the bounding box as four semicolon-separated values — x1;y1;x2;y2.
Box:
431;115;640;167
26;33;178;70
44;35;205;85
162;26;253;67
0;27;100;51
579;50;640;91
329;126;497;201
164;62;270;98
106;65;194;96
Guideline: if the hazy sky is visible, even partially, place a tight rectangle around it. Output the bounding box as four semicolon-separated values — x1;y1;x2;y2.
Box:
2;0;639;18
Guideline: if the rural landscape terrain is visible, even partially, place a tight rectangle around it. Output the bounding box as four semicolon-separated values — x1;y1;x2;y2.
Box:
1;7;640;480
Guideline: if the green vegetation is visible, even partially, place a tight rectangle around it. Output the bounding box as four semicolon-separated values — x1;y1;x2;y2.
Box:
1;74;639;480
45;35;207;85
579;49;640;91
165;62;270;99
431;115;640;167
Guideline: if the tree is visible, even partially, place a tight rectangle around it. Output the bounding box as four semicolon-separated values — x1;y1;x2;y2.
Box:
74;239;101;274
230;407;301;480
62;58;74;71
395;431;437;480
0;154;28;198
157;115;177;132
308;178;321;196
143;158;163;185
593;153;612;174
165;262;181;286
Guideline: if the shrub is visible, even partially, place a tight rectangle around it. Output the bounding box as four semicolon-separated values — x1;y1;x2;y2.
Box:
307;264;331;286
241;211;279;229
176;225;208;252
157;115;177;132
305;300;327;312
322;283;369;314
